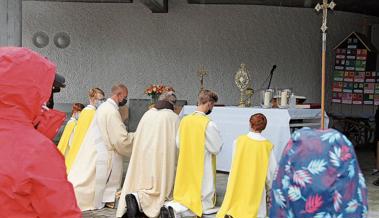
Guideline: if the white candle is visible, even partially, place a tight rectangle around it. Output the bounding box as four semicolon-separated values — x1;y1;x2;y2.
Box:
280;91;288;107
264;91;271;107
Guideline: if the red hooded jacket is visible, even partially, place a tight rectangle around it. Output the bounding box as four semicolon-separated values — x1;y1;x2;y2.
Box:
0;47;81;217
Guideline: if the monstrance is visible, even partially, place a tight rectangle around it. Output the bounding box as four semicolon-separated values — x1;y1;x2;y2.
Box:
234;63;250;107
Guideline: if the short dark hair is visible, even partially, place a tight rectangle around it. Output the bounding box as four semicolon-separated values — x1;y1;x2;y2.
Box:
72;103;85;114
159;91;177;105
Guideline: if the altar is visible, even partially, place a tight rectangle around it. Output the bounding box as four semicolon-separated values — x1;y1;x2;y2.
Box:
179;106;329;172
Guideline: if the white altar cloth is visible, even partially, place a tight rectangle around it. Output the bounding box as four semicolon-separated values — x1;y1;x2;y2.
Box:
179;106;293;172
179;106;329;171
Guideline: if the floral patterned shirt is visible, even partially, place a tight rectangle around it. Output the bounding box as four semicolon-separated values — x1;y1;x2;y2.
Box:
269;128;368;218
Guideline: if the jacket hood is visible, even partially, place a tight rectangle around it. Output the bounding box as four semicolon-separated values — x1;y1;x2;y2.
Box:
0;47;56;123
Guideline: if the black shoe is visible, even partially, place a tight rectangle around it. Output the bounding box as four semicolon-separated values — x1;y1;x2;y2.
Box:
125;194;139;218
160;206;170;218
168;206;175;218
374;177;379;186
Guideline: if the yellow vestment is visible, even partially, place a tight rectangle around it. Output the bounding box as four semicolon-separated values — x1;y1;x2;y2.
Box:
173;113;216;217
57;118;77;156
217;135;273;218
65;106;96;172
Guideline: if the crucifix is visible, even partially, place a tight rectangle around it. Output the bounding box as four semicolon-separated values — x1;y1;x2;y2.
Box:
315;0;336;129
197;65;208;91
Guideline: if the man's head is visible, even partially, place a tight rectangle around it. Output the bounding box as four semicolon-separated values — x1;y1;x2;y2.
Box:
249;113;267;133
159;91;177;106
111;83;128;107
197;89;218;115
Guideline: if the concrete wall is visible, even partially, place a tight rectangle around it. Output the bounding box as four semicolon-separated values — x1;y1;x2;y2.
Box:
0;0;21;46
19;1;379;113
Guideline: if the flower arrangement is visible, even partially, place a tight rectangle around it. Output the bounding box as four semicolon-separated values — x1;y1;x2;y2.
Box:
145;84;174;96
145;84;175;104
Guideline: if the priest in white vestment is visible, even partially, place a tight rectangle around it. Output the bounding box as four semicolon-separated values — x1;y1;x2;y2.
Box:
117;92;179;218
68;84;134;211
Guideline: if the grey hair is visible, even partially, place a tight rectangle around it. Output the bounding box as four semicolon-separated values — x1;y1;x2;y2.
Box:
159;91;177;105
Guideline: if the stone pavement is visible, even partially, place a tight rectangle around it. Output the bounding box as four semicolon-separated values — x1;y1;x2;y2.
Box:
83;149;379;218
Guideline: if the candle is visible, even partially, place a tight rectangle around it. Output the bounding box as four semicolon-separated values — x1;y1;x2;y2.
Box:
264;91;271;107
280;91;288;107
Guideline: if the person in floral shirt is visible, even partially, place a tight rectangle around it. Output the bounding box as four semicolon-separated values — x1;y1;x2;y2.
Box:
269;128;368;218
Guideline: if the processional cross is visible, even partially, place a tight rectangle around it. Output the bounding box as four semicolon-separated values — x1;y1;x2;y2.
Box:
197;65;208;91
315;0;336;129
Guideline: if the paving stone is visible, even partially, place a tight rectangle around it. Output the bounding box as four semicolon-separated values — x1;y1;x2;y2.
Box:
83;149;379;218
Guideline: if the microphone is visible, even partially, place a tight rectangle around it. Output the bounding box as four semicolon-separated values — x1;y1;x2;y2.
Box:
267;65;277;89
270;65;277;74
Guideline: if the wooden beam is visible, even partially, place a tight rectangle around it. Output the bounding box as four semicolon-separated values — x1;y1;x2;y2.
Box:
141;0;168;13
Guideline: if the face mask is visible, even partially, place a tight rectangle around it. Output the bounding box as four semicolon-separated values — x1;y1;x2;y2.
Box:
118;97;128;107
73;112;80;120
205;102;213;115
205;109;212;115
95;99;105;108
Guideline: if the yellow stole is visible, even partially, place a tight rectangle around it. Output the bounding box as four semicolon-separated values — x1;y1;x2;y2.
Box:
57;119;77;156
173;113;216;216
217;135;273;218
64;107;96;172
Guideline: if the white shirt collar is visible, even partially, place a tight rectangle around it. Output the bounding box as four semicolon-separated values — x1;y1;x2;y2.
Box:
86;104;96;110
194;110;206;115
247;131;266;141
107;98;119;110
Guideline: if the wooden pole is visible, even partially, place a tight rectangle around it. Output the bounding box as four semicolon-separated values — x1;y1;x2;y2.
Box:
316;0;335;129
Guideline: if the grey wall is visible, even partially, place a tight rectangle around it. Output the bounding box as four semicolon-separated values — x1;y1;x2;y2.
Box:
20;1;379;111
0;0;21;46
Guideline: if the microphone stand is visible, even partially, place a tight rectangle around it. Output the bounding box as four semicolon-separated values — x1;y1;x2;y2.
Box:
267;65;276;89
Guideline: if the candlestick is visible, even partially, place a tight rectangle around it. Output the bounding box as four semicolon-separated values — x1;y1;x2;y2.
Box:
264;91;271;107
280;91;288;107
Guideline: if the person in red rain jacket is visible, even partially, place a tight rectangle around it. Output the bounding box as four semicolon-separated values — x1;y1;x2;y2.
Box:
0;47;81;218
